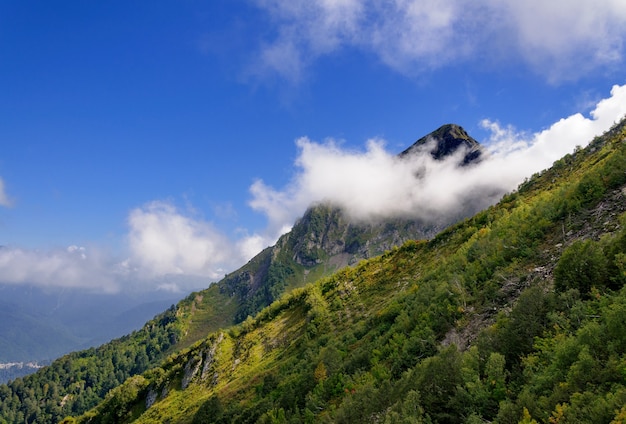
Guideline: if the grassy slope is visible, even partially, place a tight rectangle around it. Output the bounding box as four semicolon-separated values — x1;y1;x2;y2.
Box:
71;121;626;423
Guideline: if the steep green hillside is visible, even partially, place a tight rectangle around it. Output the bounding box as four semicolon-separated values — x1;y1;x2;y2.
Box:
0;125;481;423
175;197;449;353
64;120;626;423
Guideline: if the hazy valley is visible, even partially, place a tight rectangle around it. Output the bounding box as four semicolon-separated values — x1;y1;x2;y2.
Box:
0;284;181;383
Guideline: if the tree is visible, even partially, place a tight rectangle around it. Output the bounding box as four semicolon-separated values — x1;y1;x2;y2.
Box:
554;240;608;295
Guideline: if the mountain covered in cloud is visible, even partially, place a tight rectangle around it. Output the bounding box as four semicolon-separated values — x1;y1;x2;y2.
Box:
149;123;487;329
217;123;487;322
0;123;491;418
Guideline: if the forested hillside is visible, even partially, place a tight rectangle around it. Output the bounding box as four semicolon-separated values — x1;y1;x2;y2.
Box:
0;305;181;423
60;119;626;423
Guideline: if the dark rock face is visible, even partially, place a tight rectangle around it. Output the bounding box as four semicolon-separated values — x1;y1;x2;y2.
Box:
399;123;483;165
277;203;444;268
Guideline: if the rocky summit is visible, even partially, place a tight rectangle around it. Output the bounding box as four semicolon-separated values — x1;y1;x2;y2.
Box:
400;123;483;165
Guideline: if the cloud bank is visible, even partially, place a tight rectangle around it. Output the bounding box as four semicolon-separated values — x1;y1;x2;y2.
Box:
250;0;626;82
0;85;625;293
0;202;255;293
249;84;626;236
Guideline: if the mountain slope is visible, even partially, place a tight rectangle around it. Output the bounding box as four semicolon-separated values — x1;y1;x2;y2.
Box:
0;123;485;423
65;120;626;423
178;122;485;344
205;123;484;325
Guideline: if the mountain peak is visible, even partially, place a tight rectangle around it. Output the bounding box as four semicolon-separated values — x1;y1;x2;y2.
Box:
399;123;483;165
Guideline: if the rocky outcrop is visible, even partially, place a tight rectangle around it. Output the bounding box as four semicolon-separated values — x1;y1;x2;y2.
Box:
400;123;484;165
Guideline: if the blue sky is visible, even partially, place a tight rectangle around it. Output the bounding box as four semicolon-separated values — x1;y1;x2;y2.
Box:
1;1;626;293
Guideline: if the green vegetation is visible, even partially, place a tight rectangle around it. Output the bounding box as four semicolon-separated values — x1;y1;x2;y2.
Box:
51;119;626;423
1;119;625;423
0;305;181;423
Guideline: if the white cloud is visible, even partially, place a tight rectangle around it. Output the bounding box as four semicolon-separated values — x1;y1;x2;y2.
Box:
249;84;626;236
125;201;240;279
0;177;13;207
122;201;277;290
0;245;118;292
485;84;626;168
499;0;626;81
250;0;626;82
0;201;264;293
249;136;494;233
236;232;270;262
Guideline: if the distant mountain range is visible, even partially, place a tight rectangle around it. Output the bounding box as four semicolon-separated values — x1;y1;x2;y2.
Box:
0;284;180;382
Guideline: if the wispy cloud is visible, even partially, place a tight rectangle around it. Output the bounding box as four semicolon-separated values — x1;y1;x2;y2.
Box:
0;245;118;292
250;0;626;82
249;84;626;236
248;0;364;82
0;177;13;207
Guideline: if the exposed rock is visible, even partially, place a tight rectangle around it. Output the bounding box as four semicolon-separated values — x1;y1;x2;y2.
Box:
400;123;484;165
201;333;223;384
145;389;158;409
181;356;202;390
